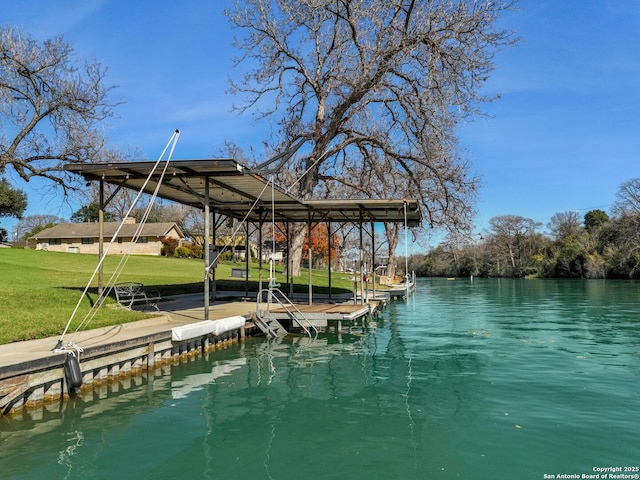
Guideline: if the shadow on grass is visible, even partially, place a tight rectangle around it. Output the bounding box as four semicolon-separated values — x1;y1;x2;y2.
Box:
61;279;352;301
59;283;204;303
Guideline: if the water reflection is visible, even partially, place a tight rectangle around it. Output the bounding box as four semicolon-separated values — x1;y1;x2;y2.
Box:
1;279;639;479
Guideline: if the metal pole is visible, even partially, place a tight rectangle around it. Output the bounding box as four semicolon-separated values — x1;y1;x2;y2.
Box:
98;179;104;297
212;211;217;302
404;199;409;298
359;215;364;304
286;222;291;296
258;219;263;293
204;177;210;320
327;222;332;301
245;222;249;298
371;221;376;301
308;213;313;305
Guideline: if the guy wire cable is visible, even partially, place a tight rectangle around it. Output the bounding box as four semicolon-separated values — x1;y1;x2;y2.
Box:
70;130;181;339
54;130;180;351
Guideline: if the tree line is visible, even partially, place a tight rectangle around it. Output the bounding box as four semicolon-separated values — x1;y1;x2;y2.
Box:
405;179;640;279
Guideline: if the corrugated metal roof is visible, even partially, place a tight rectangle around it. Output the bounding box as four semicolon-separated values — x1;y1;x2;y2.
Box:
31;222;182;240
65;159;421;226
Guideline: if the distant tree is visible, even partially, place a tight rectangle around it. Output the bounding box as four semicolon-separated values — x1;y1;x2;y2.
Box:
0;26;118;189
72;147;147;222
543;211;591;278
70;203;116;223
16;214;65;240
0;177;27;219
584;209;609;232
488;215;542;276
178;206;206;242
330;138;477;279
548;211;583;242
407;253;430;277
545;239;588;278
301;223;340;269
421;244;458;277
612;178;640;217
601;214;640;278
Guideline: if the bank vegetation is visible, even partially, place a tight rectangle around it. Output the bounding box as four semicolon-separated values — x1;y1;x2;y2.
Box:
408;204;640;279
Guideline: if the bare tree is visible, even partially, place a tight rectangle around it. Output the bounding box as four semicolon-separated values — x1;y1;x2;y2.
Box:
612;178;640;217
326;126;477;277
72;147;145;221
226;0;515;275
488;215;541;275
547;211;583;242
0;26;119;189
15;213;66;240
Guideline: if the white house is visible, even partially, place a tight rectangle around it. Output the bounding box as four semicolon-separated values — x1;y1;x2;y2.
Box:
30;219;184;256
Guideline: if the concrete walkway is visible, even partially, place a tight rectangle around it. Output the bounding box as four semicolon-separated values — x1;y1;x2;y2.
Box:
0;294;259;370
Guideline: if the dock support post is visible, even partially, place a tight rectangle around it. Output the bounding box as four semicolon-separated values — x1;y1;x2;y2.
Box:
204;177;210;320
308;212;313;305
371;221;376;301
359;214;364;304
328;222;332;301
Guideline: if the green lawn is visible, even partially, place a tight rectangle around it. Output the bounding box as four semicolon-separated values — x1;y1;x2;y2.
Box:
0;248;355;344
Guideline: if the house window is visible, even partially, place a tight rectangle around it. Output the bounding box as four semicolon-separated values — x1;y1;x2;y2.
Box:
81;238;94;245
50;239;61;245
117;238;123;244
136;237;149;244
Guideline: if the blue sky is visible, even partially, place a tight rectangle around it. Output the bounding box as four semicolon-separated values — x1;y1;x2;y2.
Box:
2;1;640;244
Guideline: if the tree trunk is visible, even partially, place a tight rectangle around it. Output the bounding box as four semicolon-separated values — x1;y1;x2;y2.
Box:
384;223;400;280
288;222;307;277
507;243;516;270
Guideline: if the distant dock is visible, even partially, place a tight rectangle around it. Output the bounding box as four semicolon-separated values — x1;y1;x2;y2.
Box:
384;282;416;299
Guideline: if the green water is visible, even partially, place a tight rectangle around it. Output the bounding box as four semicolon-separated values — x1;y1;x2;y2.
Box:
2;279;639;479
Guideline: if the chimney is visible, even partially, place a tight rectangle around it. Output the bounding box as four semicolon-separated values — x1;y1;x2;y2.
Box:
124;217;136;224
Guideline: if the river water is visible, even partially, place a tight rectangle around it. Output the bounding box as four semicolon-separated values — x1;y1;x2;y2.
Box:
1;278;639;479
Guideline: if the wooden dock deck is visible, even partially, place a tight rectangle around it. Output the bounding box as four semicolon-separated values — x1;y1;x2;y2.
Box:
266;301;379;331
383;282;415;299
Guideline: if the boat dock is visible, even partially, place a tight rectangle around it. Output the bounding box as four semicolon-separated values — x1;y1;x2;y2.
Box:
0;293;380;417
384;282;416;299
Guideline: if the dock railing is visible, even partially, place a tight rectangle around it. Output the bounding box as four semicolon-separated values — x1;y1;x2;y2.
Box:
257;286;319;339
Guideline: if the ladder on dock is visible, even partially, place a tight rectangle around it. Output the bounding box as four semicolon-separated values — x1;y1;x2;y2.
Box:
256;286;318;339
254;312;288;338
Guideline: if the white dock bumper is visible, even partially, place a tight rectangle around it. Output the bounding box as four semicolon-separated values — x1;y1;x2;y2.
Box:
172;320;216;341
213;315;246;335
172;316;246;341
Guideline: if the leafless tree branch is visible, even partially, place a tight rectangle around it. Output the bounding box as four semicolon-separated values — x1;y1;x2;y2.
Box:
0;27;121;193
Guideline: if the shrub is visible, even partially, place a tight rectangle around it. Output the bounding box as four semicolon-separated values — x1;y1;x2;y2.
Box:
190;244;203;259
174;246;191;258
161;237;179;257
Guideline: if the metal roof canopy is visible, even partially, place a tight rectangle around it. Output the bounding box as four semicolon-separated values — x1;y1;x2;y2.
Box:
65;159;421;226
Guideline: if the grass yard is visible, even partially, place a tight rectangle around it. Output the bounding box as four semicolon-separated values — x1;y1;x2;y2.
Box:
0;248;355;344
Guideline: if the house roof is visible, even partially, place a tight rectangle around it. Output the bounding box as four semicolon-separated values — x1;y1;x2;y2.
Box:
65;159;421;227
31;222;183;240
